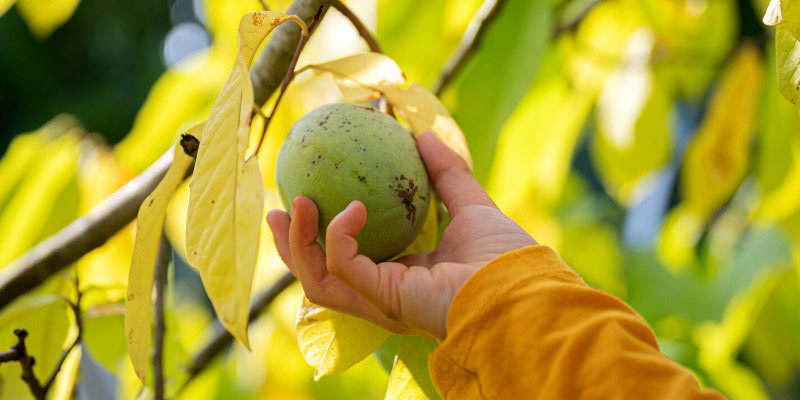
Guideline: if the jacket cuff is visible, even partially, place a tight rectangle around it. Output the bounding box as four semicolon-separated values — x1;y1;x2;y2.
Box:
428;245;583;397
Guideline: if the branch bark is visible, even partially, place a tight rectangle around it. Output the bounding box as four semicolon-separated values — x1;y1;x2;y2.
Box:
0;151;173;310
181;271;296;388
251;0;331;105
0;0;330;310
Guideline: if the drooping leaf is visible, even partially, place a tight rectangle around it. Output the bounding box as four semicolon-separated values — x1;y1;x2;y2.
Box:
296;297;390;379
299;53;472;165
125;139;196;383
383;335;441;400
774;0;800;110
186;11;307;348
14;0;81;38
447;0;551;183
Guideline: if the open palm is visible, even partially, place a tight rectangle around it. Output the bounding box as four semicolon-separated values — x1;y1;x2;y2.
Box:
267;133;535;339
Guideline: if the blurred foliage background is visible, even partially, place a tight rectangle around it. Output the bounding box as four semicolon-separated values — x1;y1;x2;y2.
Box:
1;0;800;399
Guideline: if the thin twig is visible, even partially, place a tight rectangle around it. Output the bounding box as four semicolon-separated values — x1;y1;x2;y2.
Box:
432;0;508;96
179;272;296;392
153;235;170;400
252;4;326;157
331;0;381;52
0;0;328;310
42;276;82;393
258;0;269;11
0;329;45;399
552;0;602;37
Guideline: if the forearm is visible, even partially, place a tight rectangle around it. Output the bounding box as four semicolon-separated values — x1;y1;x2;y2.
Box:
429;246;725;399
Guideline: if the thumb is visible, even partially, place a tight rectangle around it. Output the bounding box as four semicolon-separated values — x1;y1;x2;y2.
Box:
416;132;495;217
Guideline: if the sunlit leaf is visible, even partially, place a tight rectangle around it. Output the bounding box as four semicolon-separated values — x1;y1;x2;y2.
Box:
383;335;441;400
0;0;15;18
114;49;230;173
49;346;81;400
593;52;673;206
695;270;784;400
186;11;307;348
447;0;551;182
15;0;80;38
77;146;136;294
641;0;737;98
774;1;800;111
682;44;763;212
296;297;390;379
299;53;472;165
487;41;594;212
658;44;763;270
0;132;80;266
764;0;784;25
126;140;196;382
0;295;70;399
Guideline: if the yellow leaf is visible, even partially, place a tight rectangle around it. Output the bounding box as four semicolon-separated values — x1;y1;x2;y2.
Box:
593;61;673;206
300;53;472;166
384;335;441;400
754;140;800;221
77;146;136;294
0;0;15;17
0;132;80;266
0;295;71;399
15;0;80;38
681;44;762;219
487;66;593;211
186;11;306;348
114;48;230;173
296;297;390;379
125;140;195;383
764;0;784;25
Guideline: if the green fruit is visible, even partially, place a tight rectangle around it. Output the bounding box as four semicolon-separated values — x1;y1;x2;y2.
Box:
276;103;431;262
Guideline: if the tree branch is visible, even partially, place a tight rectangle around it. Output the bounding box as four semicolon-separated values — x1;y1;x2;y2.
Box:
252;0;331;105
331;0;381;52
253;4;327;156
0;151;173;310
180;271;296;390
432;0;508;96
153;235;170;400
0;0;330;310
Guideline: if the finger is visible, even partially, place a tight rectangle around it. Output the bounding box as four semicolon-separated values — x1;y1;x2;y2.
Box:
288;196;328;285
266;209;296;277
326;201;409;321
287;198;410;333
416;132;495;217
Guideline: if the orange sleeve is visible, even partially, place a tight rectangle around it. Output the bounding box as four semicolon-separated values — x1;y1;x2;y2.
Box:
428;245;726;400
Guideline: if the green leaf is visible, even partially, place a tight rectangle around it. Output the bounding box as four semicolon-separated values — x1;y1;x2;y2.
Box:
296;297;390;379
592;68;673;206
448;0;552;183
383;335;441;400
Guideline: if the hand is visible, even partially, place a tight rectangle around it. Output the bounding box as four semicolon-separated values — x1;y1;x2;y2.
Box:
267;132;536;339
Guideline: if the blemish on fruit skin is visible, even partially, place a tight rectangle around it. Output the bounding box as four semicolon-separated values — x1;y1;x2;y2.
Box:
148;199;154;206
358;176;366;183
394;175;418;225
